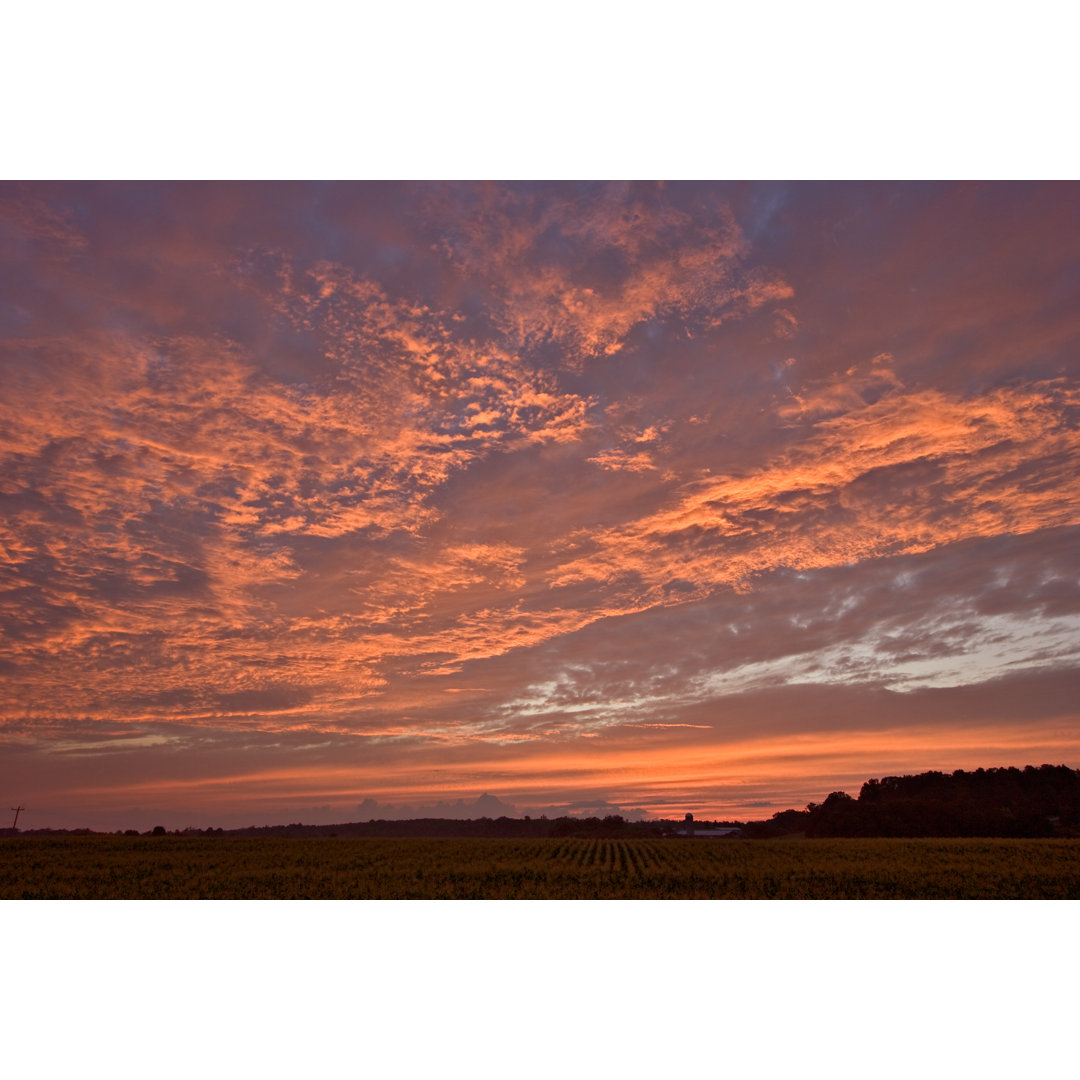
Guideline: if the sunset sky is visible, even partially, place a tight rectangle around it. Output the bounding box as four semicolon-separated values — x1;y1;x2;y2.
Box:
2;180;1079;830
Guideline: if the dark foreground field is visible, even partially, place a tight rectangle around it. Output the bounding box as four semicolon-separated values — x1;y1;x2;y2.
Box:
5;836;1080;899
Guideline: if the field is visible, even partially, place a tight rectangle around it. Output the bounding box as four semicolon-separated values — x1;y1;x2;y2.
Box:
4;835;1080;899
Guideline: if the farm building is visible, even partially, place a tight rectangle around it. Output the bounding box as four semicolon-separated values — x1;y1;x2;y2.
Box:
682;813;743;839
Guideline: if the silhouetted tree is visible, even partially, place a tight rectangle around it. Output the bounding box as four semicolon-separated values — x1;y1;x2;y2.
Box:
806;765;1078;837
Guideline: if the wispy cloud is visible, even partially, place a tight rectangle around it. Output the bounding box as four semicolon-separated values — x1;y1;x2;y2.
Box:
552;378;1080;608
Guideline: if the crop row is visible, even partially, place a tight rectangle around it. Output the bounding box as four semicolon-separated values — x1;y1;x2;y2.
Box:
3;836;1080;899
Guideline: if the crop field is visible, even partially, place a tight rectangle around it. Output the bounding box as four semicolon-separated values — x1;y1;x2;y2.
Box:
3;835;1080;899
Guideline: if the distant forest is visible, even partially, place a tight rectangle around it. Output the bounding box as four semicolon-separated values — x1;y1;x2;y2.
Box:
8;765;1080;840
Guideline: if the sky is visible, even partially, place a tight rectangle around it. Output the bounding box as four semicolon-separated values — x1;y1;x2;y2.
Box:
2;180;1079;831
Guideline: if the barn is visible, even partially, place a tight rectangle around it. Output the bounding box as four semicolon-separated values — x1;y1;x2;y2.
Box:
682;813;743;838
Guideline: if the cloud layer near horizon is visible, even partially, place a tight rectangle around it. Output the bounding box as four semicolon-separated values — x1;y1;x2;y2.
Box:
2;181;1078;829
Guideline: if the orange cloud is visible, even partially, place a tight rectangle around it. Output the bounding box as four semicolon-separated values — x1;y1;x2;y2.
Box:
551;379;1080;611
587;448;659;473
428;183;792;368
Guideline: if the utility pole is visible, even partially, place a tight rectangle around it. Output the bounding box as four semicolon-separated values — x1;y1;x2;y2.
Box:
10;806;25;830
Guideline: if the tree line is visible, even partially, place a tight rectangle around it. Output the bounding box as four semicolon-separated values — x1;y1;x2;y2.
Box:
790;764;1080;838
8;765;1078;839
